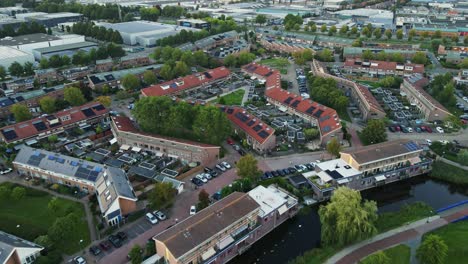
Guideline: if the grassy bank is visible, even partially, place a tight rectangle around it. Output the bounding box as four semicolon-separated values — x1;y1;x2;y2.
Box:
359;244;411;264
289;202;433;264
424;221;468;263
259;58;290;74
429;160;468;185
215;89;245;105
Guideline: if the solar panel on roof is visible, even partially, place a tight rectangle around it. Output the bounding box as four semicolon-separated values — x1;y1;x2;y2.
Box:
247;120;255;126
94;167;102;172
71;161;78;166
32;121;47;131
234;112;249;122
56;158;65;164
253;125;262;132
2;129;18;140
170;83;177;88
204;72;212;78
404;142;419;151
284;97;293;105
88;175;98;182
81;108;96;117
226;108;234;114
291;100;300;108
258;130;269;139
48;155;56;160
306;106;316;114
313;109;324;118
93;104;105;111
265;71;273;77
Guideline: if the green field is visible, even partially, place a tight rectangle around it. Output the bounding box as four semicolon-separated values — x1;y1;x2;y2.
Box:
375;202;434;233
424;221;468;263
429;161;468;185
259;58;290;74
0;183;90;254
360;245;411;264
215;89;245;105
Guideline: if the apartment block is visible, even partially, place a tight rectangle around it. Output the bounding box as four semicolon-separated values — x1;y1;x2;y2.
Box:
111;116;220;165
0;231;43;264
343;59;425;77
400;75;451;121
13;146;137;226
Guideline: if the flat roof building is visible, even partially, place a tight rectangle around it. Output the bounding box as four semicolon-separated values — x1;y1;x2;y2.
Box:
0;33;86;54
99;21;200;46
0;46;34;70
23;12;82;27
344;58;425;77
31;41;98;60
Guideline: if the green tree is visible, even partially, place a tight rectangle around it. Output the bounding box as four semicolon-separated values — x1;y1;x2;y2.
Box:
34;235;53;249
384;29;392;40
351;26;358;35
396;29;403;39
255;14;267;25
174;61;190;77
458;58;468;69
0;66;6;80
304;128;319;140
224;54;237;67
417;234;448;264
159;64;173;80
39;96;57;113
197;189;210;210
48;213;79;243
8;62;24;76
148;182;177;209
311;24;317;32
465;37;468;45
360;119;387;145
329;25;337;36
412;51;428;64
96;96;111;107
360;251;390;264
373;28;382;39
11;104;32;122
23;62;34;76
339;25;348;35
362;49;374;60
48;197;61;212
122;74;141;91
39;57;49;69
236;52;256;66
48;135;58;143
319;187;378;247
433;30;442;39
236;154;262;182
457;150;468;166
326;138;342;157
321;24;327;32
143;70;157;85
361;27;370;37
193;106;231;145
64;87;86;106
128;245;142;264
315;49;334;62
11;187;26;200
140;7;160;21
408;29;416;40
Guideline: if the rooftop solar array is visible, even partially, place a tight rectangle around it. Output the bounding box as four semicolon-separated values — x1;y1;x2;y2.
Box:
247;120;255;126
93;104;105;111
203;72;212;78
95;148;111;156
253;125;262;132
258;130;269;139
226;108;234;114
284;97;293;105
306;106;316;114
2;129;18;141
118;155;133;163
313;109;324;118
404;141;420;152
27;153;45;166
74;166;100;182
139;162;156;170
325;169;344;180
245;65;258;72
291;100;300;108
235;112;249;122
32;121;47;131
81;108;95;117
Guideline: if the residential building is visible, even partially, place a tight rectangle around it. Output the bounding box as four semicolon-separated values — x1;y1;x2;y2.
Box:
307;139;432;200
311;60;386;120
177;19;211;30
0;102;108;144
141;67;231;97
61;66;93;80
343;59;425;77
95;58;114;72
412;24;462;37
315;35;354;48
400;74;451;121
0;46;35;70
343;47;419;59
242;62;342;143
0;230;43;264
223;106;276;154
3;78;34;93
111;116;220;165
445;51;467;64
88;65;162;90
0;84;68;120
34;68;61;84
153;185;298;264
454;70;468;85
119;53;152;68
13;146;137;226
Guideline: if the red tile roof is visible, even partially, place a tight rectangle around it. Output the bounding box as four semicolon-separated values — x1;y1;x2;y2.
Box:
223;107;275;144
355;84;385;113
141;67;231;97
0;102;108;143
344;59;425;74
265;88;341;137
242;62;273;77
111;116;219;148
404;76;449;114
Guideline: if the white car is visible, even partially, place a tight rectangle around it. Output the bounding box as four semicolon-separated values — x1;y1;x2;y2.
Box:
221;161;231;169
0;168;12;175
146;213;158;225
203;173;212;180
73;256;87;264
436;126;444;133
190;205;196;215
407;127;413;133
463;96;468;102
196;174;208;183
216;164;226;172
425;139;432;145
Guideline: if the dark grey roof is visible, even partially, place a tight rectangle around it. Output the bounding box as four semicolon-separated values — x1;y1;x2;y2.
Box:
33;41;97;54
128;166;156;179
0;231;43;264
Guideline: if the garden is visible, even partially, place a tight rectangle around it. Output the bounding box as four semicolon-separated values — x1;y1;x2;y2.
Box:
215;89;245;106
259;58;290;74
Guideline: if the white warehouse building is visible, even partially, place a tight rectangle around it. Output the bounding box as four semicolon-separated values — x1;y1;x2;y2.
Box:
0;33;85;54
98;21;200;47
0;46;35;70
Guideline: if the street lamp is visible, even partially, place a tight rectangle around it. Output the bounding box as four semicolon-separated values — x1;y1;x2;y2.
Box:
16;225;20;228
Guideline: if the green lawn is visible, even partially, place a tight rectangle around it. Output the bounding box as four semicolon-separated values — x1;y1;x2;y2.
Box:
375;202;434;233
0;183;90;254
360;245;411;264
429;161;468;185
215;89;245;105
424;221;468;263
259;58;290;74
356;80;380;89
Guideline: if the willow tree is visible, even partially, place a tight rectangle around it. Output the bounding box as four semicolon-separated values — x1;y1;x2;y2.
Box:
319;187;378;247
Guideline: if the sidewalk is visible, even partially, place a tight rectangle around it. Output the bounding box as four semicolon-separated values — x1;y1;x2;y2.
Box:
326;206;468;264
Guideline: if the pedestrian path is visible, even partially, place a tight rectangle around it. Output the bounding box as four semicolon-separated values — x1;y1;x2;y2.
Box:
326;205;468;264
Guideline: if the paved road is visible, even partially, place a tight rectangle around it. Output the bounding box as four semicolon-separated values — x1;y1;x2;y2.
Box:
387;129;468;144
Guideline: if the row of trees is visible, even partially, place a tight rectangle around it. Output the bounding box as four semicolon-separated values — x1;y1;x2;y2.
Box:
140;6;186;21
315;49;334;62
6;61;34;77
361;50;428;65
292;49;314;65
223;52;256;67
429;73;457;111
133;96;231;145
307;76;349;112
71;22;123;44
35;2;139;21
0;21;47;38
283;14;303;31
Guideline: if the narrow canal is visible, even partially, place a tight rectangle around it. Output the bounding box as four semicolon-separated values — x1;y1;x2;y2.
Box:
230;176;468;264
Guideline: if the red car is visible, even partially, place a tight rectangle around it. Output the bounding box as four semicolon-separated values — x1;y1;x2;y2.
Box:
426;127;433;133
226;138;234;145
99;241;112;251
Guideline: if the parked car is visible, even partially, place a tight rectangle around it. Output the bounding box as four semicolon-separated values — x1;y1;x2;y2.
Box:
196;174;208;183
153;211;167;221
226;138;234;145
99;241;111;251
277;169;285;176
73;256;87;264
221;161;231;169
436;126;444;133
89;245;102;256
294;164;305;172
209;170;218;177
190;205;196;215
305;163;314;170
216;164;226;172
238;149;246;156
203;173;212;180
232;145;241;151
426;126;433;133
288;167;297;173
388;126;396;132
0;168;12;174
108;235;122;248
146;213;158;225
271;170;279;177
116;232;127;241
425;139;432;145
283;168;290;175
191;177;203;186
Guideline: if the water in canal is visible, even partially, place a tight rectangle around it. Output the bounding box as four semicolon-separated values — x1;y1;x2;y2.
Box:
230;176;468;264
